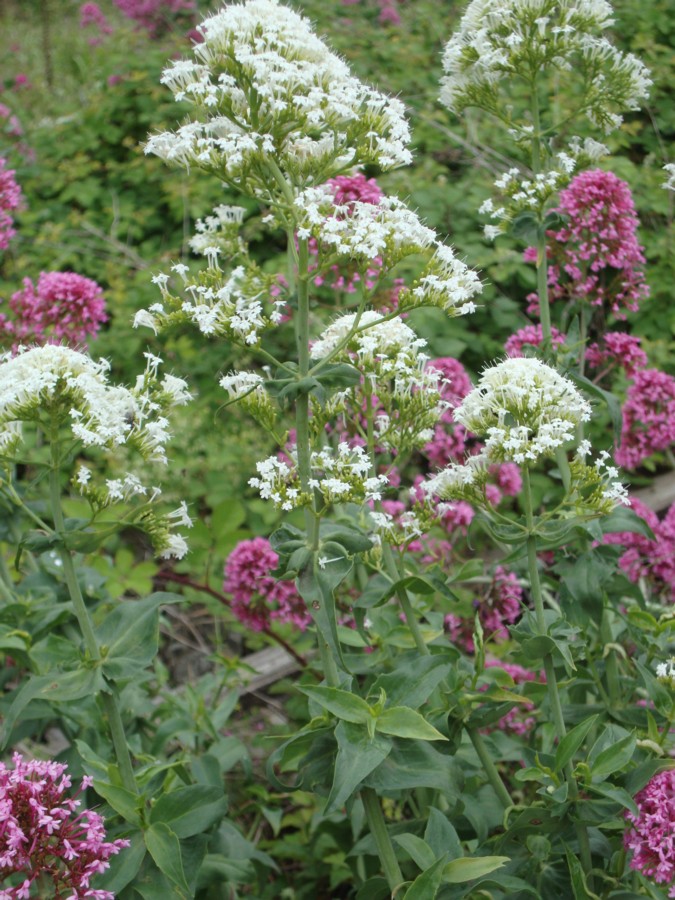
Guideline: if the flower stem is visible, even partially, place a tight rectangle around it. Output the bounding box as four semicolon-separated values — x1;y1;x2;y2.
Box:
48;434;137;795
466;726;513;809
361;787;403;892
522;467;593;880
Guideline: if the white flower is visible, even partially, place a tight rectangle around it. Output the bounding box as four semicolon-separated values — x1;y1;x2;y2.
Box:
455;357;591;464
663;163;675;192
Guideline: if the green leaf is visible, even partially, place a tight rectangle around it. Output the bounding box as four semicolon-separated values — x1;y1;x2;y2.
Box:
149;785;228;838
565;845;596;900
364;741;462;798
425;807;462;861
590;733;636;780
97;592;181;680
376;707;447;741
144;822;190;896
325;721;392;814
510;212;539;242
555;714;599;773
95;830;146;892
312;362;362;390
319;521;373;553
298;685;372;724
404;856;447;899
355;878;390;900
93;780;141;826
297;546;352;672
600;505;656;539
371;654;454;708
393;833;436;871
443;856;510;884
567;371;622;442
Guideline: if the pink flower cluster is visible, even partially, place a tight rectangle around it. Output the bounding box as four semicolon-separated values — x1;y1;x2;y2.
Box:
79;3;114;44
604;497;675;602
526;169;649;318
0;753;128;899
586;332;648;379
310;174;384;294
615;368;675;469
112;0;195;36
0;272;107;349
504;324;566;358
0;157;22;251
445;565;523;652
625;769;675;897
341;0;402;25
223;537;311;632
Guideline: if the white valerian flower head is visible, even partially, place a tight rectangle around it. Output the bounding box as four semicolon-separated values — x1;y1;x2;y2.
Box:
655;658;675;689
455;357;592;464
423;451;492;506
189;204;247;257
663;163;675;192
219;369;276;430
249;442;389;510
146;0;412;198
439;0;651;136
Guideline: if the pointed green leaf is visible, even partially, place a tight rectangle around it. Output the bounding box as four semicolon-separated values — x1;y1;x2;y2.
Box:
144;822;190;896
393;834;436;871
443;856;510;884
555;714;599;773
93;780;141;826
298;685;372;724
404;856;447;900
325;721;392;814
425;808;462;862
149;785;228;838
376;707;447;741
590;733;636;780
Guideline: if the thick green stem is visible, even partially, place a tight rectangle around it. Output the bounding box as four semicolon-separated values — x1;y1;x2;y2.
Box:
529;90;553;356
466;726;512;810
600;605;620;705
49;436;137;795
522;468;593;880
361;787;403;893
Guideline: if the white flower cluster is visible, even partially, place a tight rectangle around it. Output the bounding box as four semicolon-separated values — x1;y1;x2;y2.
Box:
424;453;492;507
146;0;412;197
311;311;446;450
134;263;285;346
249;442;388;510
294;185;435;271
479;138;609;240
571;441;628;510
655;658;675;689
0;346;192;558
398;244;483;315
440;0;651;134
454;357;592;465
189;205;247;257
663;164;675;192
219;370;276;430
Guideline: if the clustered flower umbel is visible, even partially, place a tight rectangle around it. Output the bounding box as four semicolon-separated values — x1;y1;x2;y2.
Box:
250;442;388;511
0;346;191;558
0;753;128;900
624;769;675;898
439;0;651;135
0;272;107;349
0;157;22;251
145;0;412;197
293;185;482;314
425;358;626;511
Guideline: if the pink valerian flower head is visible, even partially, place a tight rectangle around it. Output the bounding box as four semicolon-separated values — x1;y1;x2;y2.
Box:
0;157;22;250
504;323;566;357
422;357;473;468
604;497;675;602
625;768;675;896
112;0;195;36
0;104;23;138
308;173;384;293
481;660;542;736
223;537;310;632
615;368;675;470
586;332;648;379
2;272;107;348
0;753;128;899
445;565;523;652
525;169;649;319
79;3;113;41
492;462;522;497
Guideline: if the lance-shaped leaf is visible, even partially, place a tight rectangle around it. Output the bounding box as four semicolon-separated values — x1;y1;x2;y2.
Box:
325;721;392;814
298;685;373;725
375;707;447;741
297;544;352;671
443;856;510;884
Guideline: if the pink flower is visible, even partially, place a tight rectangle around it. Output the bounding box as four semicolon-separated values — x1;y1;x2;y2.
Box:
0;753;128;899
586;332;648;378
79;3;113;36
223;537;310;632
112;0;195;37
0;157;22;250
615;368;675;469
2;272;107;349
445;565;523;652
604;498;675;602
526;169;649;319
504;323;566;357
625;769;675;895
422;357;473;468
378;3;401;25
481;661;542;736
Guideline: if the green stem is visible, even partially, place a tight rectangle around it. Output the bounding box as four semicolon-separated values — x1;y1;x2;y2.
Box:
48;435;137;795
600;605;620;705
361;787;403;893
522;467;593;880
529;91;553;356
466;726;512;809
